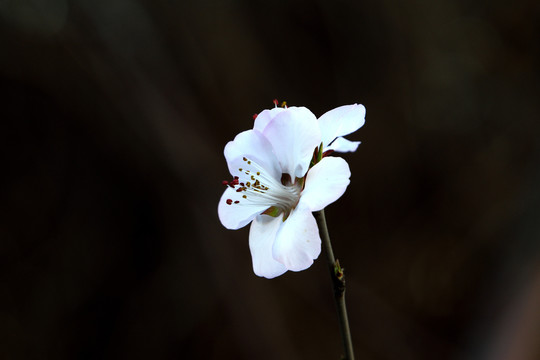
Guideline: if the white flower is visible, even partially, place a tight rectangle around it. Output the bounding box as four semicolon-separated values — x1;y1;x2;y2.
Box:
218;104;365;278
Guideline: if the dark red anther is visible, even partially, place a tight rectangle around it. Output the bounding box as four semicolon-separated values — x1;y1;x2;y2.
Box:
273;99;278;106
226;199;233;205
236;188;243;192
226;176;240;188
234;200;240;204
253;113;258;120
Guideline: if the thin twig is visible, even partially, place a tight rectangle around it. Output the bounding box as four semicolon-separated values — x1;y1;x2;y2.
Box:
314;209;355;360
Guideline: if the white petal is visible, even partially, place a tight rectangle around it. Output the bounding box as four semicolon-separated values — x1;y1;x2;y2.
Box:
224;129;281;181
272;205;321;272
249;214;288;278
253;107;285;132
326;137;361;153
262;107;321;179
318;104;365;150
218;187;269;230
300;157;351;212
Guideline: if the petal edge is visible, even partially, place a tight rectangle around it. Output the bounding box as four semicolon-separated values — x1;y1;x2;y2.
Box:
272;206;321;271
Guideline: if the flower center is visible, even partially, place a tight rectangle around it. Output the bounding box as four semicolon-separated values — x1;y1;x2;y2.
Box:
223;156;302;217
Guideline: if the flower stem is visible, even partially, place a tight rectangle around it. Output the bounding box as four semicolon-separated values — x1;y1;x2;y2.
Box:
314;209;355;360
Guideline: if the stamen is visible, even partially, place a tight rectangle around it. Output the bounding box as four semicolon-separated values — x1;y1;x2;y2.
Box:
223;155;302;214
223;175;240;188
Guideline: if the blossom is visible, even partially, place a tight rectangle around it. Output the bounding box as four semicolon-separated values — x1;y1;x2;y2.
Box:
218;104;365;278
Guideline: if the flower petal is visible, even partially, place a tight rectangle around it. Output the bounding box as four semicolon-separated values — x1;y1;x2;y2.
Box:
318;104;365;150
272;205;321;271
224;129;281;181
326;137;361;153
218;187;269;230
249;214;288;278
300;157;351;212
262;107;321;178
253;107;285;132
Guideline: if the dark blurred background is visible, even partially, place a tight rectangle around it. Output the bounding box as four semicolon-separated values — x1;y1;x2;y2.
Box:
1;0;540;359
